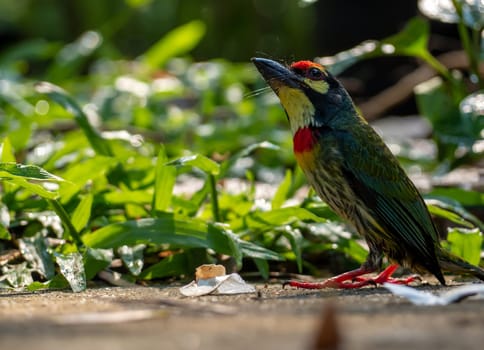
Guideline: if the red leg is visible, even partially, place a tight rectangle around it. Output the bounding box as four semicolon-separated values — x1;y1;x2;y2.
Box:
285;266;375;289
285;264;419;289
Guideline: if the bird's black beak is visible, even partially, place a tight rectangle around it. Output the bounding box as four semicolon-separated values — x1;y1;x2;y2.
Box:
251;57;300;90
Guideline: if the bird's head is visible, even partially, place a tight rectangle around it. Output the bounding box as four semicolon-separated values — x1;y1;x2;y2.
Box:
252;57;350;134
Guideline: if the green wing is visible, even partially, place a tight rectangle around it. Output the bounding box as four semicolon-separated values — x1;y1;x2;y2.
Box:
332;125;443;278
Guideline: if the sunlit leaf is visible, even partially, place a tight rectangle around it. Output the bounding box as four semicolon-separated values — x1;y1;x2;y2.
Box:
142;20;206;69
0;162;64;182
426;198;483;230
2;262;33;288
0;203;11;240
125;0;153;8
55;252;86;292
318;17;431;75
167;153;220;175
381;17;430;57
71;193;93;232
231;206;326;232
118;244;145;276
18;233;55;279
428;188;484;207
419;0;484;29
102;190;152;205
152;145;176;213
446;227;482;265
0;138;15;163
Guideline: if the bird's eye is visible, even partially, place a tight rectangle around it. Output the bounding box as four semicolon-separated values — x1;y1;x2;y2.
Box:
307;67;323;80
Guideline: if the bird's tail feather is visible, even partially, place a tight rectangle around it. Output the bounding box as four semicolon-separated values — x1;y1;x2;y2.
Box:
437;249;484;281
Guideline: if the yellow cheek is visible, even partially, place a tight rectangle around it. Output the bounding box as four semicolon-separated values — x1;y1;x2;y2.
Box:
304;79;329;94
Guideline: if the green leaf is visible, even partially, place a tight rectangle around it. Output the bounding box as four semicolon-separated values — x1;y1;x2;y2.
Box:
231;207;326;232
338;239;368;265
426;198;483;230
118;244;145;276
0;162;64;182
239;240;284;261
381;17;429;57
207;224;243;267
280;227;303;272
26;274;70;291
18;233;55;279
220;141;279;178
83;247;113;280
1;177;58;199
139;249;208;280
102;190;152;205
428;188;484;207
414;78;461;135
152;146;176;213
139;253;188;280
253;258;270;280
35;82;113;157
272;169;292;210
0;226;11;240
0;138;16;163
142;20;206;69
71;194;93;232
167;153;220;175
0;203;11;240
446;228;482;266
83;215;211;249
55;252;86;292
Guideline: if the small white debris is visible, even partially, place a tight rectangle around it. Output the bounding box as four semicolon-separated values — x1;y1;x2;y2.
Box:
383;283;484;306
180;266;256;297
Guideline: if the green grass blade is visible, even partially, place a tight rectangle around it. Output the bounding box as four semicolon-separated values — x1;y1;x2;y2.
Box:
152;146;176;214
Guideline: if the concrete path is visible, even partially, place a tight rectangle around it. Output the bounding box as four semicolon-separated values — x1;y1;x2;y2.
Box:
1;281;483;350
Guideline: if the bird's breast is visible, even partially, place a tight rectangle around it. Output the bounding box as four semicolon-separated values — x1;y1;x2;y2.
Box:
293;127;319;172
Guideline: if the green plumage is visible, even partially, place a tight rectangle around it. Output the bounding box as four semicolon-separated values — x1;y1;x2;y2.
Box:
253;57;484;284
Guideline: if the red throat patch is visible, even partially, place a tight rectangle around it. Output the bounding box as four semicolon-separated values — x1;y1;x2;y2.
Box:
293;127;317;153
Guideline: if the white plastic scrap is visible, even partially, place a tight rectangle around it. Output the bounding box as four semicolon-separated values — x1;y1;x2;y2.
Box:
180;273;256;297
383;282;484;306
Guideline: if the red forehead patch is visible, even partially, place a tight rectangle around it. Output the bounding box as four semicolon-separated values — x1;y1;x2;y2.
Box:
290;60;324;71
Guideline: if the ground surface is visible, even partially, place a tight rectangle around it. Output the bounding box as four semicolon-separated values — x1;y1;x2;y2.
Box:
1;277;483;350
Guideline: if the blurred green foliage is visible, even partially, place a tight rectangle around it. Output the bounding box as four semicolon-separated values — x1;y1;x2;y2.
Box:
0;1;482;291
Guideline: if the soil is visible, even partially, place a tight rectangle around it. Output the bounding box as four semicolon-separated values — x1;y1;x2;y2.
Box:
1;277;483;350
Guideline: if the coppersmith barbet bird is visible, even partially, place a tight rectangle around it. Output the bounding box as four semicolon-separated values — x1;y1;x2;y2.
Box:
252;57;484;288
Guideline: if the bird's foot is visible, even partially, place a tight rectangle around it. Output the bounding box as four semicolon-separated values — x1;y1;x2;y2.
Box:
283;266;375;289
284;264;420;290
353;265;421;285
